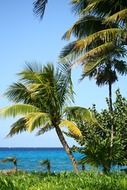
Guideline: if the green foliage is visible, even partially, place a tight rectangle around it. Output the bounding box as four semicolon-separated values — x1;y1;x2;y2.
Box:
1;63;92;139
1;63;93;172
69;90;127;173
61;0;127;75
0;171;126;190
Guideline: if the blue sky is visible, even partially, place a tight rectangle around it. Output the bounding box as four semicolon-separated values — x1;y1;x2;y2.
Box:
0;0;127;147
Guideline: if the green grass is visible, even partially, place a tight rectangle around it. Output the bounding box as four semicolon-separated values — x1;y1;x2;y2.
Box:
0;171;126;190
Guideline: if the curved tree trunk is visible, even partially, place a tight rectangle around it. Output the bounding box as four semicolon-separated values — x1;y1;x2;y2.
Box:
55;126;78;173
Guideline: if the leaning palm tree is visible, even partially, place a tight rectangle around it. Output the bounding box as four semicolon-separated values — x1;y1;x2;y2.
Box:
0;63;93;173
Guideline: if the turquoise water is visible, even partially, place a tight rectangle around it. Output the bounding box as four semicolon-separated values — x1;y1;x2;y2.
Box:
0;148;126;172
0;148;82;172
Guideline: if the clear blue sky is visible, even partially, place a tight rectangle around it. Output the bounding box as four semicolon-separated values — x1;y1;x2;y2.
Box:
0;0;127;147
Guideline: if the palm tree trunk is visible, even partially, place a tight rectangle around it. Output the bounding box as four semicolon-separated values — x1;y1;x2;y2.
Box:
109;81;113;112
55;126;78;173
108;81;113;170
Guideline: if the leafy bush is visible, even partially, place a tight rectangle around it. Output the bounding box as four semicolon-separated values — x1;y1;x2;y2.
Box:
69;90;127;173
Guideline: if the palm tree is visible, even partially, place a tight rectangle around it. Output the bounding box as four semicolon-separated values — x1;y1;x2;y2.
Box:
60;0;127;68
60;1;127;167
81;48;127;112
81;54;127;155
0;63;93;173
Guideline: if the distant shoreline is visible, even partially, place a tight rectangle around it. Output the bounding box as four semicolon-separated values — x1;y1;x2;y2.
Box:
0;147;64;149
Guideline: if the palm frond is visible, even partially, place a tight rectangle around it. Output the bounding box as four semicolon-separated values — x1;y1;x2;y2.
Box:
71;0;88;15
0;104;39;118
5;83;33;103
60;42;76;59
59;119;82;137
58;60;74;105
62;16;105;40
65;106;96;123
33;0;48;19
18;63;42;83
25;112;50;132
74;28;124;50
82;0;119;17
81;57;107;79
61;28;125;60
104;8;127;26
76;42;115;64
7;118;27;137
37;123;54;135
113;60;127;75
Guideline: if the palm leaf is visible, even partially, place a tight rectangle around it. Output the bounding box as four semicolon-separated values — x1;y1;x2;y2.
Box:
81;57;107;79
19;68;42;84
62;16;106;40
74;28;124;50
5;83;33;103
76;42;115;64
25;112;50;132
105;9;127;26
114;60;127;75
65;106;96;123
59;119;82;137
37;123;54;135
7;118;27;137
82;0;116;17
61;28;125;60
0;104;39;118
71;0;88;14
33;0;48;19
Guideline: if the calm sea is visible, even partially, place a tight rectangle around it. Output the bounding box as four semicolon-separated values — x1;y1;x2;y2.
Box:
0;148;82;172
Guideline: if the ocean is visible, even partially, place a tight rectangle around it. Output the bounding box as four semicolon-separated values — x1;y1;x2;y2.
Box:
0;148;82;172
0;148;126;172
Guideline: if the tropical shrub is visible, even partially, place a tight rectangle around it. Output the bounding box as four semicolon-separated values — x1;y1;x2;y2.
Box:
67;90;127;173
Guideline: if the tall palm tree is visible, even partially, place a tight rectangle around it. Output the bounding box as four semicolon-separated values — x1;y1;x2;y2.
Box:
0;63;93;173
61;10;127;108
60;1;127;166
60;0;127;68
81;48;127;111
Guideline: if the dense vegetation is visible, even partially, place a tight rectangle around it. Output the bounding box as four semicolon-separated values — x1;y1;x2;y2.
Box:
67;90;127;173
0;171;127;190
